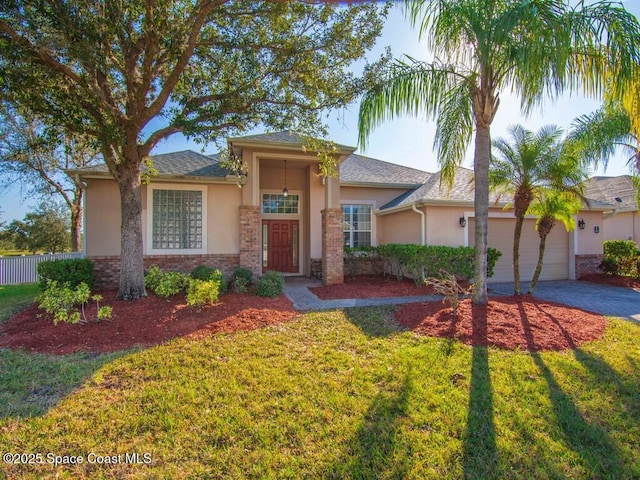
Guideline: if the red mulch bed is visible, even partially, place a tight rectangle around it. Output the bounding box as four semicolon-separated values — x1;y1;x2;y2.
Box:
310;274;462;300
0;291;296;355
580;273;640;292
395;295;606;352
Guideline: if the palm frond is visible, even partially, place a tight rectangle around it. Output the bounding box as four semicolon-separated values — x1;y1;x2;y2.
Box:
357;58;468;149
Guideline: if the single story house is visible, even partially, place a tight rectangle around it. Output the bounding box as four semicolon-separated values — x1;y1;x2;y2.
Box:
583;175;640;243
72;131;609;286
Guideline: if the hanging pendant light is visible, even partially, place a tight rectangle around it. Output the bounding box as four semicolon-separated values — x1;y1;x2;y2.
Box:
282;160;289;197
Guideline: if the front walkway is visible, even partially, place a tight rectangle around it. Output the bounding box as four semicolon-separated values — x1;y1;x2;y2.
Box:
283;277;441;311
284;277;640;322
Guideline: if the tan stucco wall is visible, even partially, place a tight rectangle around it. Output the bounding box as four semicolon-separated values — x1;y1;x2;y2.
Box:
259;165;306;191
85;179;122;256
85;179;241;256
575;210;605;254
603;211;639;243
206;183;241;253
379;209;422;245
425;206;468;246
309;167;325;258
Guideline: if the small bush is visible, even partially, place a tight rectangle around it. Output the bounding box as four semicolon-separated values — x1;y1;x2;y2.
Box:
191;266;227;293
186;278;220;307
144;266;190;298
37;280;112;324
37;258;95;290
231;267;253;293
255;270;284;298
603;240;640;259
602;240;640;277
599;257;618;276
424;270;473;319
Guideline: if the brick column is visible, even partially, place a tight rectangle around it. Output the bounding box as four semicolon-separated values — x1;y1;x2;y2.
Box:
322;208;344;285
240;205;262;279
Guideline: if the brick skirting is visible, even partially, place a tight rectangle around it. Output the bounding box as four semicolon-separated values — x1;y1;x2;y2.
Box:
89;254;240;288
575;254;604;279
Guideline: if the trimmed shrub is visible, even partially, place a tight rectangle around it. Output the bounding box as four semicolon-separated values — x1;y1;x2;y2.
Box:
255;270;284;298
191;265;227;293
37;258;95;290
603;240;640;277
603;240;640;259
231;267;253;293
144;266;190;298
373;244;502;282
186;278;220;307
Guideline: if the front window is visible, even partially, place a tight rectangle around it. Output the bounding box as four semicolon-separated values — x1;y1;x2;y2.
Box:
152;189;203;249
342;204;372;248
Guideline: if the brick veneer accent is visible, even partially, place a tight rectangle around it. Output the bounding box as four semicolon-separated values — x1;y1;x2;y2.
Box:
239;205;262;279
321;208;344;285
89;254;240;288
575;254;604;279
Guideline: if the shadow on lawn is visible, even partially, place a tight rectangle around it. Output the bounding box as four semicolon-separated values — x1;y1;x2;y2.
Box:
517;301;627;476
343;306;406;338
462;303;498;480
330;371;414;479
0;348;125;419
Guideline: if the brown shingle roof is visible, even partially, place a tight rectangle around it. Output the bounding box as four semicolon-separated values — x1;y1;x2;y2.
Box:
583;175;638;212
339;153;431;186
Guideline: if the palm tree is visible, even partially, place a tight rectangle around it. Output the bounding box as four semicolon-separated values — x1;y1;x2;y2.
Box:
527;190;581;294
357;0;640;304
490;124;586;294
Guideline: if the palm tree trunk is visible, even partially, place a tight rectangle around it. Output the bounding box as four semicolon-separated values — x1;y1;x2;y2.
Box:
473;124;491;304
528;233;547;294
513;215;525;294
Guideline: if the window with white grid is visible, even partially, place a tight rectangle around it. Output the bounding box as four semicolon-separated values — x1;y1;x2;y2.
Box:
342;204;372;248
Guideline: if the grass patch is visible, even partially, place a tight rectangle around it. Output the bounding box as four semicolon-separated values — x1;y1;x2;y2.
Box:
0;308;638;479
0;284;40;323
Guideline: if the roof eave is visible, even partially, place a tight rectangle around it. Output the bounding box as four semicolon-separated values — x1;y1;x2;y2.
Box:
339;181;424;189
228;138;356;156
70;170;236;184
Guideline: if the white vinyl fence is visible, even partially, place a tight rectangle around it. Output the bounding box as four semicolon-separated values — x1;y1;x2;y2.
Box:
0;252;85;286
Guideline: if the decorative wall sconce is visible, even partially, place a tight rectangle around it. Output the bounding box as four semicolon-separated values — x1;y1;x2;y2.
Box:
594;226;600;234
282;160;288;197
578;219;585;230
459;216;467;228
321;175;326;186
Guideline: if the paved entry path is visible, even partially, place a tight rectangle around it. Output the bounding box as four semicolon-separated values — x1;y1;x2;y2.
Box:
284;277;640;322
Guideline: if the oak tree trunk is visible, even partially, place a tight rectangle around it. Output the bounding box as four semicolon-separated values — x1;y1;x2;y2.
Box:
116;164;146;300
70;197;82;252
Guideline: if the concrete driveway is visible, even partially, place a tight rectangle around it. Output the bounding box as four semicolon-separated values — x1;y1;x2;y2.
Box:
490;280;640;322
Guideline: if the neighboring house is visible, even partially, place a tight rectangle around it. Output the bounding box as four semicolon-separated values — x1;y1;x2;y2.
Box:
583;175;640;244
72;132;608;286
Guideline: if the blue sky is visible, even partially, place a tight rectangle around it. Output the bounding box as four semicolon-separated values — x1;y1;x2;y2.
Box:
1;2;638;223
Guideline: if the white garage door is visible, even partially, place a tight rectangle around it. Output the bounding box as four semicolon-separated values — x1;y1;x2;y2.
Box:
468;217;569;283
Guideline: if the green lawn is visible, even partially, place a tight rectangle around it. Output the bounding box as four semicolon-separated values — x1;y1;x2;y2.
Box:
0;284;40;324
1;306;639;479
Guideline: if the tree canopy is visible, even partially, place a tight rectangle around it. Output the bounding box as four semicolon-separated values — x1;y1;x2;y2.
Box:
0;103;100;251
0;0;388;299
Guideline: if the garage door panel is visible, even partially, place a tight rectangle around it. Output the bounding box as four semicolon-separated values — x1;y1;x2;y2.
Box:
468;217;569;283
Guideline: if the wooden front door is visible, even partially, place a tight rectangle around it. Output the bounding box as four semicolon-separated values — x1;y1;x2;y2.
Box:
262;220;299;273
